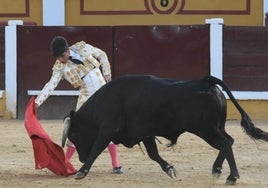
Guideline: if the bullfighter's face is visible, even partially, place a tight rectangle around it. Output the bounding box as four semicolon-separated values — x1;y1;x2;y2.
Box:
56;49;70;64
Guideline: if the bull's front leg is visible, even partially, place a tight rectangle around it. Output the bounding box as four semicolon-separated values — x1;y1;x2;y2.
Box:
75;156;97;179
142;137;176;178
75;141;110;179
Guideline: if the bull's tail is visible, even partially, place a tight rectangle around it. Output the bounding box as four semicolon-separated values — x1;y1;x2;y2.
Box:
205;76;268;141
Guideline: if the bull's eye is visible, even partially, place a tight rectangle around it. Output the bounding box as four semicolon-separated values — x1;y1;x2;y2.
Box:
70;132;78;140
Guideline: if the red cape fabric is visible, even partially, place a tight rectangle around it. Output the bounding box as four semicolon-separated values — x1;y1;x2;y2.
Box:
24;97;76;176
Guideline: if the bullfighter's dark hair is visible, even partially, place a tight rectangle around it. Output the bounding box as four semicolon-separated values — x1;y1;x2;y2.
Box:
50;36;69;57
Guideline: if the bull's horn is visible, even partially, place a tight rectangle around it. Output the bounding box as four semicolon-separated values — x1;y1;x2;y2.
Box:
62;116;71;147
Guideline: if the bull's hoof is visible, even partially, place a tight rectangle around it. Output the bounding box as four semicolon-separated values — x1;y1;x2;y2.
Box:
74;171;86;180
225;175;239;185
212;167;222;178
166;165;176;179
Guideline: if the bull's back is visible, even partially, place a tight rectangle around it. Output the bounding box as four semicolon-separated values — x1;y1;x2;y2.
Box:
97;75;226;135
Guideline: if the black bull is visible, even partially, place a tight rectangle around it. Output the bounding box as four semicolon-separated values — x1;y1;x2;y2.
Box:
65;75;268;184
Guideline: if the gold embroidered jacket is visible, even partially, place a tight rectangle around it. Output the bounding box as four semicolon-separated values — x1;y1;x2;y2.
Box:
35;41;111;110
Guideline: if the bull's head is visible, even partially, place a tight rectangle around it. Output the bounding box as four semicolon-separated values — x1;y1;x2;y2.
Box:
62;110;98;163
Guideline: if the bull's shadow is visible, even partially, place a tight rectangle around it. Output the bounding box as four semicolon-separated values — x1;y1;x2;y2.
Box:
63;74;268;185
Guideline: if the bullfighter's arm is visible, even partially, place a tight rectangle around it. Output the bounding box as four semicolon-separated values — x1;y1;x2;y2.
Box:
35;61;64;107
85;43;111;81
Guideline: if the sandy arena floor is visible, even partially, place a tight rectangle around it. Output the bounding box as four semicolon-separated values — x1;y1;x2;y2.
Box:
1;119;268;188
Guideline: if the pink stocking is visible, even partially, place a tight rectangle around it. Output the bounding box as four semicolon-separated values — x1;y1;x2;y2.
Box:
107;142;120;167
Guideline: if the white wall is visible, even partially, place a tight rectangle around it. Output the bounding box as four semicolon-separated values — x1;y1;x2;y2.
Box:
5;20;23;118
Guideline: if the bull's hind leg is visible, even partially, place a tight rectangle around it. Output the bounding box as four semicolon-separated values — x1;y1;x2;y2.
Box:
212;150;225;177
221;144;239;185
142;137;176;178
212;131;234;177
202;130;239;185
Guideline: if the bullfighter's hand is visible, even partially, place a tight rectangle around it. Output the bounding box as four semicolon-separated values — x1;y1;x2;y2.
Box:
104;74;112;82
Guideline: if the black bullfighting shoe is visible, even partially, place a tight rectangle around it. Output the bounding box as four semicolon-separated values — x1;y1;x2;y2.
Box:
113;166;123;174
